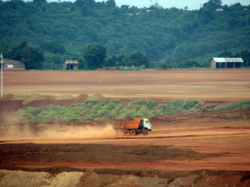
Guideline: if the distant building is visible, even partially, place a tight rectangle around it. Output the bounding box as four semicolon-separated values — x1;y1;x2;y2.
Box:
109;67;118;71
210;57;244;69
1;58;25;71
63;60;79;70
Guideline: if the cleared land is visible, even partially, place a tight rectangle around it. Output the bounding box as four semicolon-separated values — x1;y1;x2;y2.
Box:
0;69;250;186
2;69;250;100
1;109;250;186
1;109;250;171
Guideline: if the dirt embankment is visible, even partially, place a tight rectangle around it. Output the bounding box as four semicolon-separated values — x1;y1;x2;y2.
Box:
0;169;249;187
0;93;105;125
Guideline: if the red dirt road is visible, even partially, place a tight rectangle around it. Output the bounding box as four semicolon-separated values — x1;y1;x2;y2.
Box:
1;110;250;171
2;69;250;100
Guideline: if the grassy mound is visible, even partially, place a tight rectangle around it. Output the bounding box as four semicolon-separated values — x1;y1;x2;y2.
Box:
4;99;250;125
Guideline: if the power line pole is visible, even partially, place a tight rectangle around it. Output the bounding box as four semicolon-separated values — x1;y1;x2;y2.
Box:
1;53;3;97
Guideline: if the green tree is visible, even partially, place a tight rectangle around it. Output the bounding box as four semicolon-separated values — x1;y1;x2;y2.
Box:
4;41;44;70
83;44;107;70
130;51;150;67
210;0;222;6
75;0;84;6
33;0;47;4
105;54;119;67
177;59;200;68
21;47;44;69
203;0;222;8
40;42;65;54
121;54;134;67
166;53;189;66
239;50;250;67
106;0;116;7
0;41;9;53
218;50;234;57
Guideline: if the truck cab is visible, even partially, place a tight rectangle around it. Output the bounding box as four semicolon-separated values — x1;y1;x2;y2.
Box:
139;118;151;135
140;119;152;131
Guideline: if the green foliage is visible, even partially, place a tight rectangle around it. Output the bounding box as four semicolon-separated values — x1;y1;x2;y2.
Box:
160;100;203;115
106;0;116;7
0;41;9;53
217;100;250;110
4;41;44;69
177;59;201;68
5;99;250;124
239;50;250;67
83;44;107;70
40;42;65;54
146;100;158;110
0;0;249;69
183;100;203;110
105;52;150;68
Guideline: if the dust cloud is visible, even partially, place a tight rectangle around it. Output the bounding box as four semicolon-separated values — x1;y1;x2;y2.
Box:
0;124;119;141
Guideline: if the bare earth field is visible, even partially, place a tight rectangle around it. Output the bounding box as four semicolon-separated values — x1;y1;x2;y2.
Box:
3;69;250;100
0;69;250;186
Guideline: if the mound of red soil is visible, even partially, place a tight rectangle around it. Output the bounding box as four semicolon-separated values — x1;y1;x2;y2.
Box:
74;94;88;102
88;94;105;100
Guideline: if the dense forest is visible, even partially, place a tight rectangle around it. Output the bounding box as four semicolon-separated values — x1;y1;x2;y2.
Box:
0;0;250;69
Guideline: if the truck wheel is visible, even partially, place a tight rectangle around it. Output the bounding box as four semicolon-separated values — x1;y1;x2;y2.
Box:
129;130;136;136
124;130;129;135
142;128;148;135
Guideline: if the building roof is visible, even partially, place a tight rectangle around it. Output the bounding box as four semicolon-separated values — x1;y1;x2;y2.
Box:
2;58;24;64
64;60;79;64
213;58;244;63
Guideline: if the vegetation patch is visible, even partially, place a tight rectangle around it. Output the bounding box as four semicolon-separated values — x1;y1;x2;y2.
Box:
216;100;250;111
4;99;250;124
1;0;250;69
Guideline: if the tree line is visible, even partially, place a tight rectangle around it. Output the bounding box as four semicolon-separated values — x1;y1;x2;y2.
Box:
0;0;250;69
3;42;150;70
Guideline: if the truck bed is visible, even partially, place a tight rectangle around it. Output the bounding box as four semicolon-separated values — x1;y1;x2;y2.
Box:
122;118;142;130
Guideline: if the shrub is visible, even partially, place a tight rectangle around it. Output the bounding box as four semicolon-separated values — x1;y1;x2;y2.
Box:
146;100;158;110
217;100;250;110
184;100;203;110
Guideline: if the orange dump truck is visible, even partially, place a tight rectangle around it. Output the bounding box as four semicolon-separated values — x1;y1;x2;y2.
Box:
122;118;152;135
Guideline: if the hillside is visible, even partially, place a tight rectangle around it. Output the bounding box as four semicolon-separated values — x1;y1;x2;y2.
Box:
0;0;250;65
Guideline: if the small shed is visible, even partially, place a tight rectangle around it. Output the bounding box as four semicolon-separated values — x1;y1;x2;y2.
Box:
63;60;79;70
109;67;118;71
0;58;25;71
210;57;244;69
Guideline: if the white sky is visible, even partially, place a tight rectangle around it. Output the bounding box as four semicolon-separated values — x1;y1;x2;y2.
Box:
95;0;250;10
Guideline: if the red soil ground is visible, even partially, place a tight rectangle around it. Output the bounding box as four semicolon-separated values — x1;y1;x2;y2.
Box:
0;69;250;186
0;109;249;171
2;69;250;101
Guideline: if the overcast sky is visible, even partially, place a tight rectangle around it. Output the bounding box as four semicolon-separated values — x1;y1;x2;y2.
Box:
95;0;250;10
